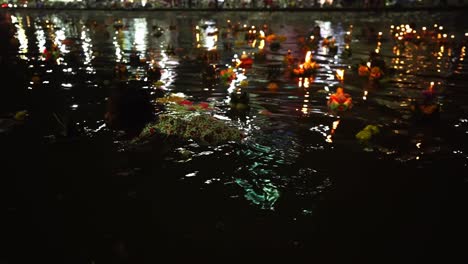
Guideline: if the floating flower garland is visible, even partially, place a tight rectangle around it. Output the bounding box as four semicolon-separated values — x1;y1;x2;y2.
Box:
358;62;384;81
134;93;243;145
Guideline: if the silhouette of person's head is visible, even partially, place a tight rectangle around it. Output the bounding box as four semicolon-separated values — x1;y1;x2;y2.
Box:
105;81;154;138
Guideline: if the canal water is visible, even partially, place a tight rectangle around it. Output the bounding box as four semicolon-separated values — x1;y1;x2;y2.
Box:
1;10;467;262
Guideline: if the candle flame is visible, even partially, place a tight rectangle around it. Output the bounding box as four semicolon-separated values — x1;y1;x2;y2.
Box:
305;51;312;63
336;69;344;81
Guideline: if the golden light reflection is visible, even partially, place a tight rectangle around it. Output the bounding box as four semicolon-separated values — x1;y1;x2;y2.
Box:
335;69;344;82
233;54;242;67
259;30;265;39
326;120;340;143
258;39;265;50
304;77;310;88
301;89;310;115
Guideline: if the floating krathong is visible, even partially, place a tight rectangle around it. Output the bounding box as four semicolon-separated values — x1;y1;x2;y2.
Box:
327;87;353;112
292;51;319;77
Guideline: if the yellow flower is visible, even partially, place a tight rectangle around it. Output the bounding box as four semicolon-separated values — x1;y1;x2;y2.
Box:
14;110;28;121
240;80;249;87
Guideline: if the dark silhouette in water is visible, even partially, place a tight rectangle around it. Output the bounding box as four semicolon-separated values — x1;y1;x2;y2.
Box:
229;91;250;112
147;65;162;82
105;82;154;138
411;91;440;123
201;63;218;87
369;51;387;73
129;48;142;66
114;62;128;80
311;25;322;40
0;15;28;114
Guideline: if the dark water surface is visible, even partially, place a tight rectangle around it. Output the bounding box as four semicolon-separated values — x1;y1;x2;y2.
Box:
1;10;468;263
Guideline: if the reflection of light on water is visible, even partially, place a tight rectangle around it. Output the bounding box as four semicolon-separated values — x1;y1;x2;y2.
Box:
81;26;93;67
310;124;330;138
258;39;265;50
236;178;280;210
227;67;247;95
311;120;342;144
205;33;217;51
54;29;67;54
113;33;123;62
133;18;147;53
233;54;241;67
315;20;333;39
325;120;340;143
198;20;218;51
35;23;46;55
11;15;28;60
251;39;256;48
301;90;310;115
158;48;178;90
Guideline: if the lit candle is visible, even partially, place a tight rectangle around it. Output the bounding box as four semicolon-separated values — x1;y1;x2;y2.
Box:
336;69;344;82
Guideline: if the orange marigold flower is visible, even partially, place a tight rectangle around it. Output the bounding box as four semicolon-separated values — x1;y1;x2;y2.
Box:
358;65;370;76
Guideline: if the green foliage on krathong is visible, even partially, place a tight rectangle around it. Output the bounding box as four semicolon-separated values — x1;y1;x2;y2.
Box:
136;100;242;145
356;125;380;143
